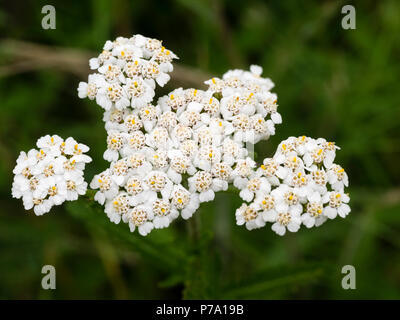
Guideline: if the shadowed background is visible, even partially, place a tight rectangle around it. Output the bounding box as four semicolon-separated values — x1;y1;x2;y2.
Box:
0;0;399;299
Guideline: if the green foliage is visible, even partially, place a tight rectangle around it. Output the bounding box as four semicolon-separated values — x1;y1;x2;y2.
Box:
1;0;399;299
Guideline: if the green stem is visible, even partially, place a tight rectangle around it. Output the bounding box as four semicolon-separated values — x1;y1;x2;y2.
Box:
187;212;200;244
83;189;96;202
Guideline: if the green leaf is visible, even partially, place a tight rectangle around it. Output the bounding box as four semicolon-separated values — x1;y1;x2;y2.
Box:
221;263;327;299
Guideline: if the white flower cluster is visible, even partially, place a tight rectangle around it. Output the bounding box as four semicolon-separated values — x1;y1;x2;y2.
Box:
79;35;282;236
11;135;92;215
78;34;178;112
10;34;352;238
235;136;350;236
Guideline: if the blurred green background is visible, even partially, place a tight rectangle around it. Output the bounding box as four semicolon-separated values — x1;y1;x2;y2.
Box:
1;0;399;299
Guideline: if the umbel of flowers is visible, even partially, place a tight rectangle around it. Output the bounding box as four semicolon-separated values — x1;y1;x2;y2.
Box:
11;135;92;215
235;136;349;235
11;34;350;237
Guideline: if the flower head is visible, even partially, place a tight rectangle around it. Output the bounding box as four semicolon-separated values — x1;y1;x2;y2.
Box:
12;135;92;215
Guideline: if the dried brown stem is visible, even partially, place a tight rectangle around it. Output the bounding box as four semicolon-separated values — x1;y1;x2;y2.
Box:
0;38;211;87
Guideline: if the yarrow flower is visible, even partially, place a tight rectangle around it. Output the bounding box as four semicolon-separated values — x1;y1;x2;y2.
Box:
235;136;350;235
78;34;178;113
11;135;92;215
78;35;285;236
13;34;351;239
